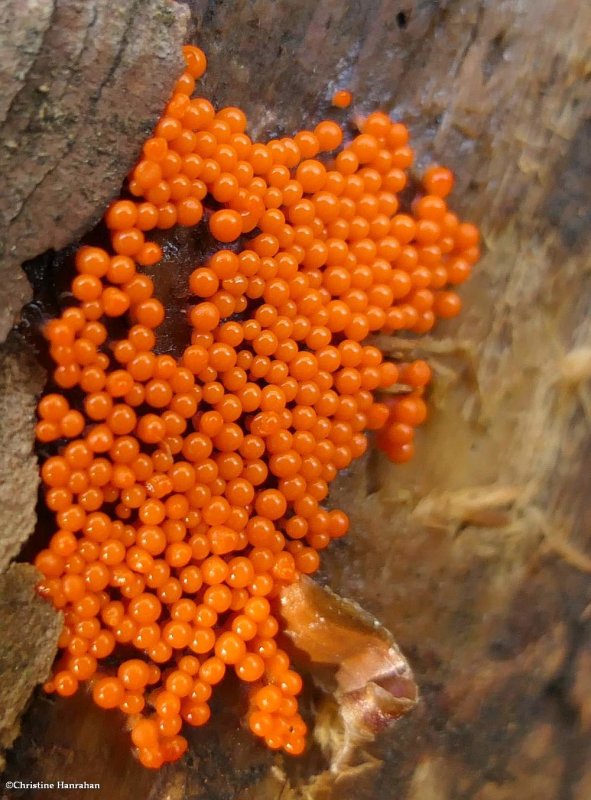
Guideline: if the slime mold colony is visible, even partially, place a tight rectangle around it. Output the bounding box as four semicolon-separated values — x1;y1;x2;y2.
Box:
32;45;480;768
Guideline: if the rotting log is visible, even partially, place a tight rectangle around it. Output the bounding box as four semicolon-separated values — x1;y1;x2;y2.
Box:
0;0;189;340
0;564;62;773
1;1;591;799
0;0;189;765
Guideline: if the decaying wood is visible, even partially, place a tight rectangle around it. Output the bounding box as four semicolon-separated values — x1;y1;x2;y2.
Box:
279;577;418;770
0;334;44;570
0;563;62;770
0;0;189;340
1;0;591;799
0;1;189;779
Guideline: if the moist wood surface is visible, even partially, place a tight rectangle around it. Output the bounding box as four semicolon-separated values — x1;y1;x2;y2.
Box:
2;1;591;799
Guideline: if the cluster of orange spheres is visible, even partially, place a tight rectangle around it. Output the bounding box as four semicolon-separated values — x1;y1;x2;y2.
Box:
33;44;479;768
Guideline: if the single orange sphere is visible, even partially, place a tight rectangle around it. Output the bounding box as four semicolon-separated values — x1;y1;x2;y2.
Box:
209;209;243;242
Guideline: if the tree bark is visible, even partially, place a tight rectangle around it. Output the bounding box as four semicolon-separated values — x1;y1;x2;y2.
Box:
2;1;591;798
0;0;188;340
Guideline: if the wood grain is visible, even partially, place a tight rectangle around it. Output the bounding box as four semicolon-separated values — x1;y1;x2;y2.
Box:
0;0;188;340
2;1;591;798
